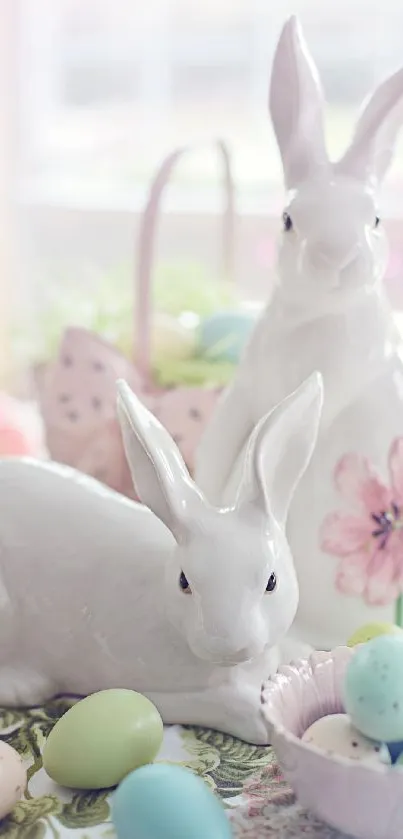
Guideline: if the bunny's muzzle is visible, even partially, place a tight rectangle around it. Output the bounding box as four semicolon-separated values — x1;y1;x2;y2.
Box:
188;605;268;666
308;237;359;272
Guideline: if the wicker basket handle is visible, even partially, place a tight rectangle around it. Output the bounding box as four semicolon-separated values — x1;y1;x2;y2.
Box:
134;140;236;384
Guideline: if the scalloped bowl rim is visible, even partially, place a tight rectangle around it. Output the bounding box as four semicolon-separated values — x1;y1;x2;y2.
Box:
261;646;402;777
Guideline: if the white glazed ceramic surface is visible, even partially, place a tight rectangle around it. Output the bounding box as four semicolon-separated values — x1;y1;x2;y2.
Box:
195;16;403;650
0;375;322;745
261;647;403;839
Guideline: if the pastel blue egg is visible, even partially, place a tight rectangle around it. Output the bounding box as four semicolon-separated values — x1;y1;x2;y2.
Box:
344;635;403;742
112;763;232;839
199;311;258;364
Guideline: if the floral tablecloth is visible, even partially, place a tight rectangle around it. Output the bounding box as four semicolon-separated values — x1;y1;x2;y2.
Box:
0;698;350;839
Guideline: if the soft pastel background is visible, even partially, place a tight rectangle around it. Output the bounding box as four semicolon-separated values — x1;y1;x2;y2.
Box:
0;2;403;836
2;0;403;401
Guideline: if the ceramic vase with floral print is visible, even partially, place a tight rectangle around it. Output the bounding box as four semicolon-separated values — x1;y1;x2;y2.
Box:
195;18;403;650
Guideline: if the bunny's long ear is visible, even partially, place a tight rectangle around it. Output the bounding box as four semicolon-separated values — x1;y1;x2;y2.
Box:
269;16;328;189
117;380;205;539
236;372;323;528
336;68;403;184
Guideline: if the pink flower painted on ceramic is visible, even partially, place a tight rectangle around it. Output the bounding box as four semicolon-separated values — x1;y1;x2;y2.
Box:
320;440;403;608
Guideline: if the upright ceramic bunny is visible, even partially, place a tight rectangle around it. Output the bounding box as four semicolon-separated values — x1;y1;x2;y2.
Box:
0;374;322;744
196;16;403;651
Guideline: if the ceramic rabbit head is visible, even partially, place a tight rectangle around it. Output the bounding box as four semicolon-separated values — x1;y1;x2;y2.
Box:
117;372;323;665
270;16;403;304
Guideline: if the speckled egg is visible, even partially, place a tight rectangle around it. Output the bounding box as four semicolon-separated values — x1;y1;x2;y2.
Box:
301;713;390;764
344;635;403;742
0;741;26;818
43;689;163;789
347;623;403;647
199;311;257;364
112;763;232;839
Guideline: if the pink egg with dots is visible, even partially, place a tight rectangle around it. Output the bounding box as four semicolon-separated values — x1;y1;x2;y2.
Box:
0;741;26;818
40;327;146;493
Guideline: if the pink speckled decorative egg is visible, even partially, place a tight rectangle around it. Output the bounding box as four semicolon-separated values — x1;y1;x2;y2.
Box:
0;741;26;818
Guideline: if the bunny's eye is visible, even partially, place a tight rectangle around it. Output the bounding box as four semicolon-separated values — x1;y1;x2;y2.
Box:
179;571;192;594
282;212;293;232
265;573;277;593
374;216;381;228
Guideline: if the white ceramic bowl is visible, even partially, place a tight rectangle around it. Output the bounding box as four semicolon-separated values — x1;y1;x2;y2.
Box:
261;647;403;839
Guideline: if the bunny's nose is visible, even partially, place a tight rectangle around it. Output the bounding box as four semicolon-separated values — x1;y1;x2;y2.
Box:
201;635;264;665
310;238;357;271
205;639;249;660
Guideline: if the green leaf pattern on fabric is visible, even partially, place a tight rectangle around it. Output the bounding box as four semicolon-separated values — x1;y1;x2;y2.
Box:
181;727;272;798
0;709;24;729
58;793;110;829
0;796;61;839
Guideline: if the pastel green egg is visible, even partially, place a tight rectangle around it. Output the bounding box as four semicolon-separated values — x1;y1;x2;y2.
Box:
112;764;233;839
43;689;163;789
347;623;403;647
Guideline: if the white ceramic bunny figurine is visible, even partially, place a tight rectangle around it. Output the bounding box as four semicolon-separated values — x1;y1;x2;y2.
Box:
196;16;403;651
0;374;322;744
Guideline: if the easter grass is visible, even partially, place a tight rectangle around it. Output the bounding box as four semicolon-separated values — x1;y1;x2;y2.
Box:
153;356;235;388
12;258;245;391
13;260;238;375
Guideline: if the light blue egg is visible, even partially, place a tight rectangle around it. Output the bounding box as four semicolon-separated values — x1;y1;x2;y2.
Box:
112;763;232;839
199;311;257;364
344;635;403;743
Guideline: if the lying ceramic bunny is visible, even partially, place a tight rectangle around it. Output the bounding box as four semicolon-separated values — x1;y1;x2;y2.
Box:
195;16;403;651
0;374;322;743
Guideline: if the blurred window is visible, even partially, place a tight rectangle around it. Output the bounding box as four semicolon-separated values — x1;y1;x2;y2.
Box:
19;0;403;213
